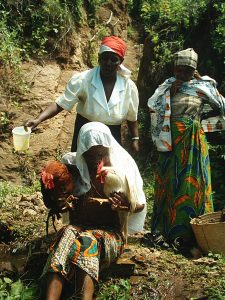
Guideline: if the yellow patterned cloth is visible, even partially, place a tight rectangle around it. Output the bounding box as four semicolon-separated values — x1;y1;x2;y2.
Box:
42;225;124;282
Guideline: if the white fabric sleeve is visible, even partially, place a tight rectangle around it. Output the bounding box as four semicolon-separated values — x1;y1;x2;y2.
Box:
126;79;139;121
55;72;84;111
61;152;77;165
147;79;173;110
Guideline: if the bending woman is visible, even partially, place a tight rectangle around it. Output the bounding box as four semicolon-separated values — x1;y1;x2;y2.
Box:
148;48;225;251
41;122;146;300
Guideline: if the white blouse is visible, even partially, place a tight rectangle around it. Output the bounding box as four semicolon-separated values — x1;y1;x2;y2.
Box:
56;66;139;125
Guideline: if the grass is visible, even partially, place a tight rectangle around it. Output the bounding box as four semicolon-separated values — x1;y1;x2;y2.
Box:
97;279;131;300
0;180;40;208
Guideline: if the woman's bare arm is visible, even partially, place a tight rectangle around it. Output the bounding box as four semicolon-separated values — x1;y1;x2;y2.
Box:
24;103;63;129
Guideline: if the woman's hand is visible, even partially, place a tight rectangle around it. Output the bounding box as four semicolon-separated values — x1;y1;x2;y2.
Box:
170;79;183;97
60;195;79;211
24;118;40;130
108;191;130;211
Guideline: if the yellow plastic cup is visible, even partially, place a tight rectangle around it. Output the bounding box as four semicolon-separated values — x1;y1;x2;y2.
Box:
12;126;31;151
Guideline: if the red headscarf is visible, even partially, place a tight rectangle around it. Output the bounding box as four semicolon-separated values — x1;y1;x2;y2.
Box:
100;36;127;58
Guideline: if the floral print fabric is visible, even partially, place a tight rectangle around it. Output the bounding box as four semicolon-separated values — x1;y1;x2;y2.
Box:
151;116;214;242
42;225;124;282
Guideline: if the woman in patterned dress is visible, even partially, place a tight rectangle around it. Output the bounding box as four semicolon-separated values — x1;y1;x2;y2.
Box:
147;48;225;252
41;122;146;300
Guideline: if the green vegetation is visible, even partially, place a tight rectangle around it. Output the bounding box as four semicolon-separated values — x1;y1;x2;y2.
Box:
0;180;42;239
86;0;108;27
0;170;224;299
141;0;207;64
0;112;10;133
0;180;40;209
206;278;225;300
0;277;40;300
204;253;225;300
129;0;225;94
96;252;225;300
208;140;225;210
212;2;225;58
129;0;208;68
0;15;28;100
0;0;80;58
98;279;131;300
0;0;108;101
0;0;108;59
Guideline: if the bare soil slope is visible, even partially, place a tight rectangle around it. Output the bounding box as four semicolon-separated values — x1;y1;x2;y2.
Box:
0;0;141;184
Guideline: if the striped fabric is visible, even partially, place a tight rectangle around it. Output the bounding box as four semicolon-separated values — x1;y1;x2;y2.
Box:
174;48;198;69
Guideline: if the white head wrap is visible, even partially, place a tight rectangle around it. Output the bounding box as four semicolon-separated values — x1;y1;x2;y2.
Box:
63;122;146;233
75;122;113;192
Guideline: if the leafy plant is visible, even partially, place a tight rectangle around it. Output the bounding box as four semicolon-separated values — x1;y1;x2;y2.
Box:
60;0;84;23
86;0;108;27
0;277;40;300
0;112;10;132
212;2;225;58
0;180;40;209
138;0;208;68
0;13;28;100
131;1;225;210
98;279;131;300
127;26;135;39
0;0;108;59
0;0;111;102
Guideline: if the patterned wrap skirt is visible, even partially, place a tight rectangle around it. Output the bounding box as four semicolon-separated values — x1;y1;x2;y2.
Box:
42;225;124;282
151;116;214;242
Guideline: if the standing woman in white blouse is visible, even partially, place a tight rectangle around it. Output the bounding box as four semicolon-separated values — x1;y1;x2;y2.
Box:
24;36;140;153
